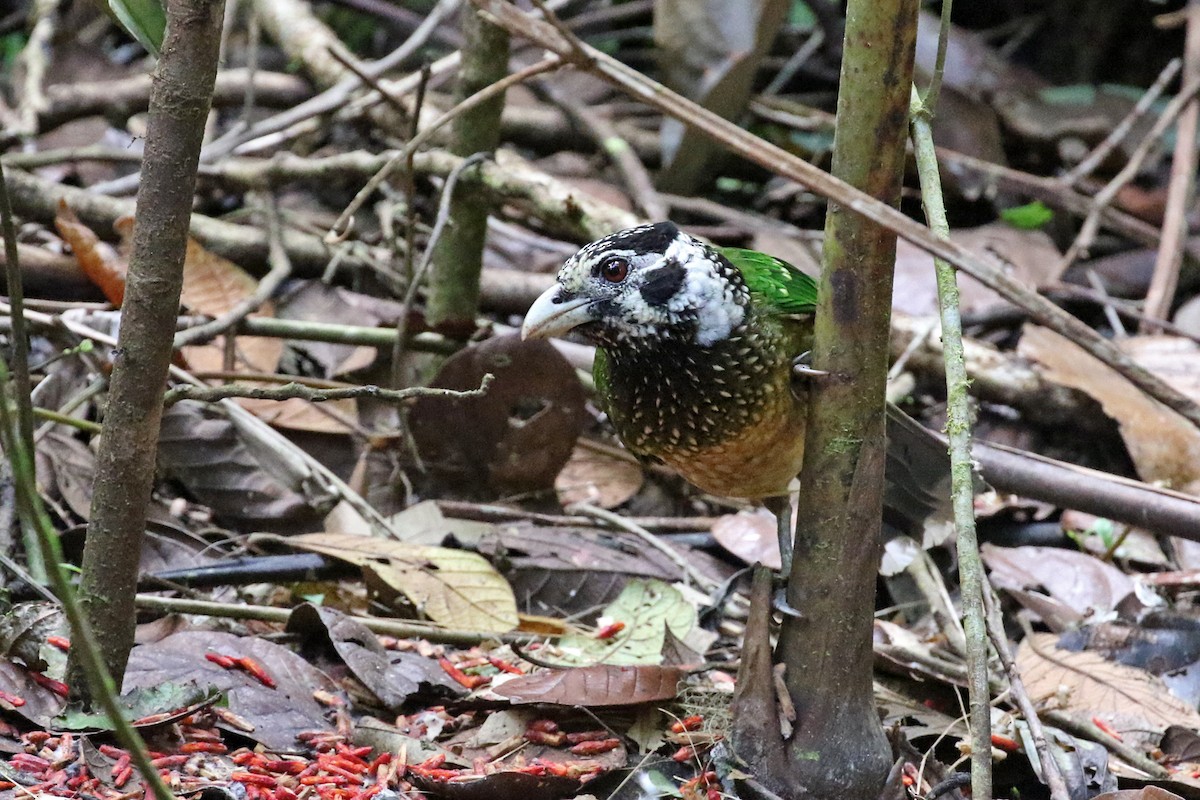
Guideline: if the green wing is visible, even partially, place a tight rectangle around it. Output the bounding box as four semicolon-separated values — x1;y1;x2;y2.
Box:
718;247;819;315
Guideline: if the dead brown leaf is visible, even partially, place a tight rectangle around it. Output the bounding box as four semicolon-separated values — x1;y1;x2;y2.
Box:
1016;632;1200;748
492;664;683;706
554;444;643;508
1019;325;1200;492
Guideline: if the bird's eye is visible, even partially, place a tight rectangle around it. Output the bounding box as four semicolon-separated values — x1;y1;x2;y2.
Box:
598;257;630;283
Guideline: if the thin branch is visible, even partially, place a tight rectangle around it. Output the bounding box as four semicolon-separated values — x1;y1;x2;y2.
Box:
982;586;1073;800
134;594;537;646
1061;58;1181;185
1143;2;1200;329
163;376;492;406
328;55;563;239
910;84;992;800
1059;77;1200;270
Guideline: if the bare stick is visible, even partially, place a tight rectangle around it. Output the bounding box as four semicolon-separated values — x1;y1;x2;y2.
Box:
1061;58;1181;185
1143;4;1200;329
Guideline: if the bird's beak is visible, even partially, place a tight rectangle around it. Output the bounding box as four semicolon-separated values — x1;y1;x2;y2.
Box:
522;285;595;340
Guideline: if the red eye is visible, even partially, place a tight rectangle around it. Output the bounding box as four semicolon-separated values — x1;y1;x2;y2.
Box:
599;257;630;283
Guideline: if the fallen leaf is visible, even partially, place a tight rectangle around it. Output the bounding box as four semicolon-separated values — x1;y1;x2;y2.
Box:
122;630;343;750
285;603;461;710
554;445;643;508
550;580;697;666
982;543;1134;616
409;335;586;495
1020;325;1200;492
1016;632;1200;750
492;664;683;706
284;532;518;633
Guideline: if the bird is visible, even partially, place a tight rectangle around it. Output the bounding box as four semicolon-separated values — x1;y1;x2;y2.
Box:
521;221;949;572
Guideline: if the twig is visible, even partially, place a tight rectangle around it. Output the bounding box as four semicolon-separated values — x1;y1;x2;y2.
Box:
538;81;664;219
328;55;563;240
1143;3;1200;329
0;160;42;581
13;0;57;141
394;151;490;370
163;376;491;406
566;501;716;591
1058;77;1200;270
910;84;991;800
91;0;461;196
920;0;953;114
173;196;293;349
1061;58;1181;185
982;585;1073;800
467;0;1200;434
134;594;538;645
1085;270;1126;337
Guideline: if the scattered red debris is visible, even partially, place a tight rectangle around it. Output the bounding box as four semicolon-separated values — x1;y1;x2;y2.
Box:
235;656;276;689
437;656;489;689
1092;717;1124;741
594;620;625;639
486;655;524;674
568;737;620;755
205;652;238;669
46;636;71;651
28;671;69;697
990;733;1021;752
670;714;704;733
0;689;26;707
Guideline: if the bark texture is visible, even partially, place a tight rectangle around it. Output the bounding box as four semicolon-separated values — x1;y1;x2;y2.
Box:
426;7;510;332
66;0;225;700
730;1;920;797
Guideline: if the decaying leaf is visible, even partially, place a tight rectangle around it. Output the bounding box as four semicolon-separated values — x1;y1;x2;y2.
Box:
123;630;344;750
982;543;1134;616
492;664;683;706
1016;632;1200;749
286;603;461;710
548;580;697;666
158;401;335;525
554;444;643;509
283;532;519;633
474;524;681;618
409;335;586;494
711;508;781;569
54;201;126;305
1020;325;1200;492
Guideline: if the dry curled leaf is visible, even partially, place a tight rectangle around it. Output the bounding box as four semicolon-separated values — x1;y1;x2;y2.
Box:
492;664;683;706
283;532;519;634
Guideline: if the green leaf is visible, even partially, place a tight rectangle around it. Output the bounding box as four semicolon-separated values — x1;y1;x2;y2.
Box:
1000;201;1054;230
108;0;165;56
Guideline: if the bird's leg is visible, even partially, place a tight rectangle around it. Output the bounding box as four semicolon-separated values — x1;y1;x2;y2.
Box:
792;351;829;380
763;494;804;619
763;494;793;575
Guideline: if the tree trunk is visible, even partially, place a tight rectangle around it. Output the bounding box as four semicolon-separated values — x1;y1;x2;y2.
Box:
731;1;920;797
65;0;225;701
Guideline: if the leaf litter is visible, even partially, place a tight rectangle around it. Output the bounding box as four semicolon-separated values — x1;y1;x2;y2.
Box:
11;2;1200;799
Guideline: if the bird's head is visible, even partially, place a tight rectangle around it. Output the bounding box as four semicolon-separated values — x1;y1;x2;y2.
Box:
521;221;750;348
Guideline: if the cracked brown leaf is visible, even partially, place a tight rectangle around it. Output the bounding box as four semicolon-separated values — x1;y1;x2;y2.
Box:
492;664;683;706
1016;632;1200;747
286;532;518;633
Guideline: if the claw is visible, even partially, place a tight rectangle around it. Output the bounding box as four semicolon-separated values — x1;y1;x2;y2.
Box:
792;351;829;379
772;589;804;619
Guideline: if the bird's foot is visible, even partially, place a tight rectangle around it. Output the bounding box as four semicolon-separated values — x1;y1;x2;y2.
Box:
772;588;804;619
792;351;829;380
